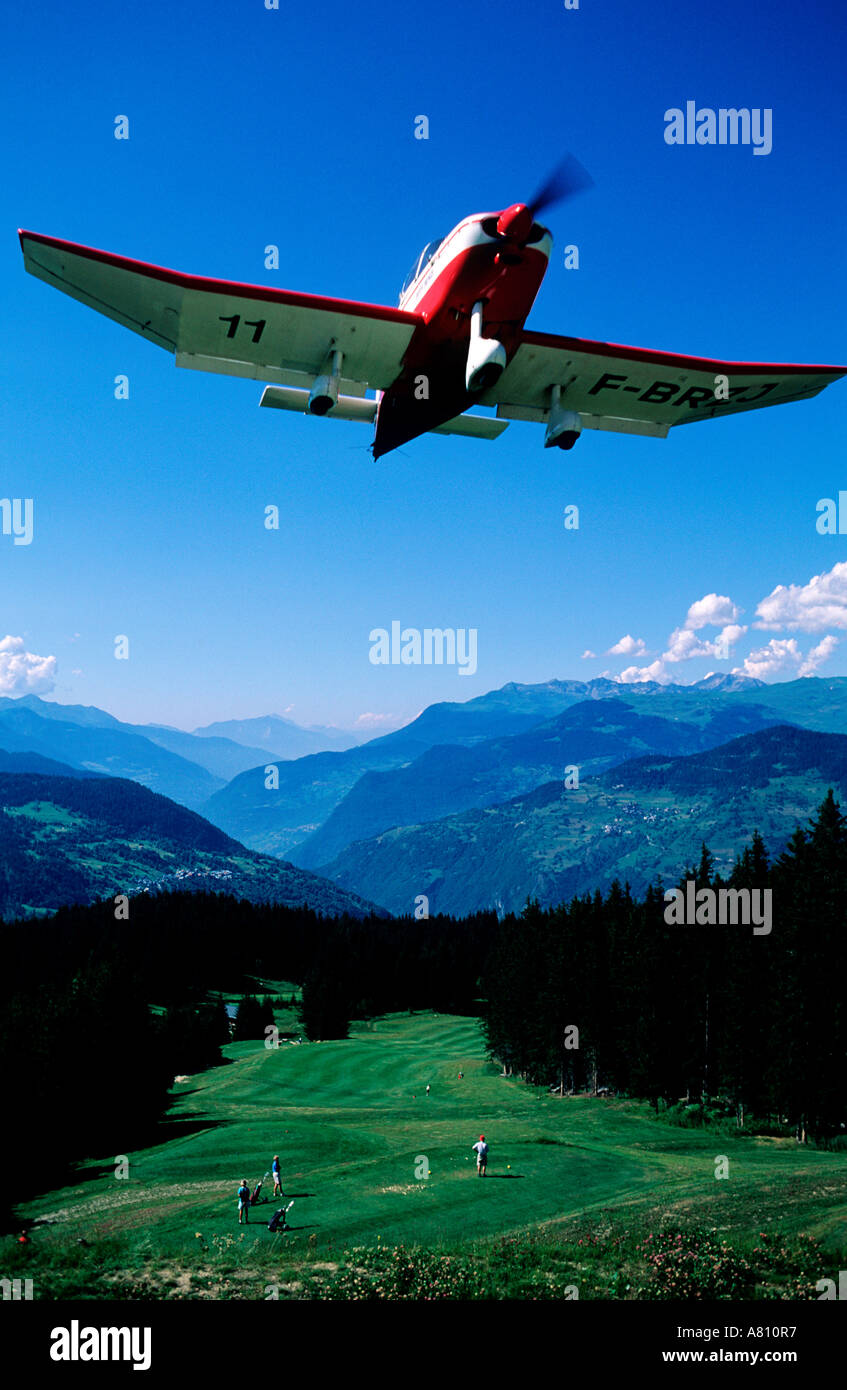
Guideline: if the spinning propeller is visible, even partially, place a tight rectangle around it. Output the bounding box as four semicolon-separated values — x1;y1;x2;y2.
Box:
495;154;594;242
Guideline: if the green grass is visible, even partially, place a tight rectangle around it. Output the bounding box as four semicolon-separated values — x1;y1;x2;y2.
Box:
5;801;85;829
9;1011;847;1299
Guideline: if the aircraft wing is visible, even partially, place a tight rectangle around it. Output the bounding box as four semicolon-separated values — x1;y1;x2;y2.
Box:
482;329;846;437
18;231;421;395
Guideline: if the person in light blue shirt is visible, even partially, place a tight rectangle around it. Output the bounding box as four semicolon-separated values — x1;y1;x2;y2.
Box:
272;1155;282;1197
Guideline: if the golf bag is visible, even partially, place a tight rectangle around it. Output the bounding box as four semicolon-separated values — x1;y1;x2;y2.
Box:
250;1173;271;1205
268;1200;294;1232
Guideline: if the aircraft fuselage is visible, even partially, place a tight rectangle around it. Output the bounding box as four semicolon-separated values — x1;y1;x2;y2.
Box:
372;211;552;458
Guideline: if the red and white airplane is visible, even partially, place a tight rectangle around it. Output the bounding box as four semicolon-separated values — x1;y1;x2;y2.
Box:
19;162;845;459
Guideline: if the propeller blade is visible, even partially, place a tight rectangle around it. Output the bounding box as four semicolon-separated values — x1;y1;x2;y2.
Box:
527;154;594;221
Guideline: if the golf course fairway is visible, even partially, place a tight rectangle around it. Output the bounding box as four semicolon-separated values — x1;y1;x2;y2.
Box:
13;1010;847;1299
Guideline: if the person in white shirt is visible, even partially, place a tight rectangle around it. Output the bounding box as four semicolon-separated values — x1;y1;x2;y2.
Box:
472;1135;488;1176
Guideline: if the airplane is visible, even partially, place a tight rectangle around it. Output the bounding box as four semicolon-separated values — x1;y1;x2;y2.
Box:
19;159;845;459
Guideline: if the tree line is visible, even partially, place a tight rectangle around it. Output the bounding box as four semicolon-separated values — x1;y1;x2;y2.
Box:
483;791;847;1142
0;894;493;1223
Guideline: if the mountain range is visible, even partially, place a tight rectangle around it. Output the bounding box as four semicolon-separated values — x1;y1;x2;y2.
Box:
317;724;847;917
0;697;368;809
289;696;786;870
0;761;384;920
2;676;846;920
200;675;774;856
204;676;847;864
192;713;370;758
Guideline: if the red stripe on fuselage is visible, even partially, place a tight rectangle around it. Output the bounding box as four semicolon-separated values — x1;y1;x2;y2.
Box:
416;243;548;328
374;233;550;457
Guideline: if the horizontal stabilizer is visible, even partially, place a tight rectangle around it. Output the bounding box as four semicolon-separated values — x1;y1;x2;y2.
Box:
260;386;377;422
433;413;509;439
260;388;509;439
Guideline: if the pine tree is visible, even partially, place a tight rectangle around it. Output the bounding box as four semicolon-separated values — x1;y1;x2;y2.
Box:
299;966;351;1040
233;994;266;1040
696;842;715;887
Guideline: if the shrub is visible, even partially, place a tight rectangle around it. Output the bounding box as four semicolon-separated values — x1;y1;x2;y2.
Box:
305;1245;476;1300
637;1227;755;1299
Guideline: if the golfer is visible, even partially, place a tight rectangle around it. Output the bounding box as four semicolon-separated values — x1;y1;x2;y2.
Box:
472;1135;489;1176
272;1155;282;1197
237;1178;250;1224
426;1084;431;1097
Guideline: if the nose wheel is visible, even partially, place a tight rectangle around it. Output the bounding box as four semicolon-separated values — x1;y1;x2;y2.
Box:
470;361;504;393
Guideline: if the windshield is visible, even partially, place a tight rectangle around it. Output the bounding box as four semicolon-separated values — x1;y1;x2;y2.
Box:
400;237;443;298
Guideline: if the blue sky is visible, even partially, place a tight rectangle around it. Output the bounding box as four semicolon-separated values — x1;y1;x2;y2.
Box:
2;0;846;731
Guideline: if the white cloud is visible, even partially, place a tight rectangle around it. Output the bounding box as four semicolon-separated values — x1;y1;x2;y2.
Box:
664;628;707;663
799;635;839;676
607;635;648;657
601;592;745;686
353;711;398;729
734;639;801;680
684;594;741;630
580;649;596;660
597;572;845;690
0;636;57;695
733;634;839;681
754;560;847;632
616;660;671;685
664;622;746;664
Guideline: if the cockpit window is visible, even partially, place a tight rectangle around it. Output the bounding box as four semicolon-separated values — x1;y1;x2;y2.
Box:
400;237;444;299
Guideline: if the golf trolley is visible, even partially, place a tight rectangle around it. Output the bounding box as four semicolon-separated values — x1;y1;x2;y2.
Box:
268;1200;294;1233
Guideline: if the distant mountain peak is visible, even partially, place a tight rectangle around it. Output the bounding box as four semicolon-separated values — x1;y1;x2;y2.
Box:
691;673;766;691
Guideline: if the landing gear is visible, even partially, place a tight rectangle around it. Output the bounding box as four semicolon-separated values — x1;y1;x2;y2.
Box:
544;384;582;450
309;346;343;416
465;301;507;394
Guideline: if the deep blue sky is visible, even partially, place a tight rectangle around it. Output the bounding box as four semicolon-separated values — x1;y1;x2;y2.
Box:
2;0;846;730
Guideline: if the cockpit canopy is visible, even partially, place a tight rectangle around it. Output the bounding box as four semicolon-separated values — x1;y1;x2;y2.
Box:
400;237;444;299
